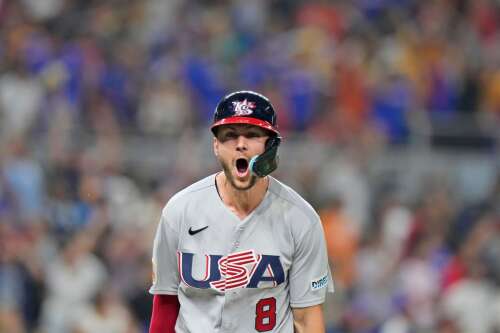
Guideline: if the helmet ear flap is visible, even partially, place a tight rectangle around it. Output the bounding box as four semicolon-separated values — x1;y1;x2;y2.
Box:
265;136;280;150
249;136;281;177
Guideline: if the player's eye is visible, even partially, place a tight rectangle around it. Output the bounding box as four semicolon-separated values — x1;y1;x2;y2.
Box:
221;131;238;140
245;131;265;138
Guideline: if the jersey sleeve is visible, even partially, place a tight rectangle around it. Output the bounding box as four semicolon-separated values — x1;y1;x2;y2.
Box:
149;207;180;295
289;216;334;308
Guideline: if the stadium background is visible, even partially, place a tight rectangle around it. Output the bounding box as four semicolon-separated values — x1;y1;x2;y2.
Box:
1;0;500;332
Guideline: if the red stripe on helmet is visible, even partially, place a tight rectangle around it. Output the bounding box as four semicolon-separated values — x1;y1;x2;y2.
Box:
211;116;279;135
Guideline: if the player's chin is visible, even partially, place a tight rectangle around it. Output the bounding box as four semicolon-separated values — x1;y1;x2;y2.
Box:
232;177;257;191
232;171;251;185
233;170;251;183
232;170;257;191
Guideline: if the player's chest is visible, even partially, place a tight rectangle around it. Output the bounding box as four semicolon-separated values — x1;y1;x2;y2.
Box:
176;212;293;291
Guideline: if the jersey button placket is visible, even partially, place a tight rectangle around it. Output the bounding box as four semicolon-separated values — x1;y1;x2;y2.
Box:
232;226;243;251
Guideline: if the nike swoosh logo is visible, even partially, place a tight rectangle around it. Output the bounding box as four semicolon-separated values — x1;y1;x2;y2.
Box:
188;226;209;236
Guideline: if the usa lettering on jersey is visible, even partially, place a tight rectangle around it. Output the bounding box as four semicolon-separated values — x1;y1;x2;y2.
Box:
177;250;285;291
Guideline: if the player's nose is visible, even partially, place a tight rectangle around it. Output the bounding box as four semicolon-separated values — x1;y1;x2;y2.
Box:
235;135;248;151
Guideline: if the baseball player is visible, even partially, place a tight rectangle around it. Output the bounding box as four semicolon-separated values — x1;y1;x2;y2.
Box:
149;91;333;332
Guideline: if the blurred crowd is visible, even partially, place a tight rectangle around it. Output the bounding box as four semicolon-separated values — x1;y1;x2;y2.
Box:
1;0;500;332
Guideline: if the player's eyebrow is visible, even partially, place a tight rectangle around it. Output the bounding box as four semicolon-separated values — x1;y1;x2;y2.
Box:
218;125;250;135
224;125;253;131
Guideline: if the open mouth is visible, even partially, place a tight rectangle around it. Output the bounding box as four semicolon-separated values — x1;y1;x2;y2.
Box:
235;158;249;177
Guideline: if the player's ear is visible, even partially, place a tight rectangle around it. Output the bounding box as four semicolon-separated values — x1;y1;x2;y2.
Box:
213;137;219;156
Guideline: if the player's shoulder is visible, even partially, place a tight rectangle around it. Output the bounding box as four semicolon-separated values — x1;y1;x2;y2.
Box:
268;176;320;224
162;174;216;215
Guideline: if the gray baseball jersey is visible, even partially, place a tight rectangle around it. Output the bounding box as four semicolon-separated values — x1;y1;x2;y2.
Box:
150;174;334;332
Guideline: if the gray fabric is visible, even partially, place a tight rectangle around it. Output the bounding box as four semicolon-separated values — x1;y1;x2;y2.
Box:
150;174;333;332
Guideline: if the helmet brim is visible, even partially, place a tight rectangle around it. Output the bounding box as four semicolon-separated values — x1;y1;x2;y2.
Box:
211;116;280;136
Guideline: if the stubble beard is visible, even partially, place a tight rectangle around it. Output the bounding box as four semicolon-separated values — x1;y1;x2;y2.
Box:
220;158;258;191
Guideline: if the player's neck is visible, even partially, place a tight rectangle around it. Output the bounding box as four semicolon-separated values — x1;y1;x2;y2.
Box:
216;173;269;220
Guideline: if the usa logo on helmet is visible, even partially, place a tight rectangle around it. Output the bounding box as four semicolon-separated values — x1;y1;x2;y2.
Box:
232;99;255;116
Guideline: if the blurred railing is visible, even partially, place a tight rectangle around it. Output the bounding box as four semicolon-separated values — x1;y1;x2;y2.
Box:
28;110;499;209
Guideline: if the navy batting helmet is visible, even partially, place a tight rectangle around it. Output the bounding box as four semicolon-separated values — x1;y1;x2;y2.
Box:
211;91;280;137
